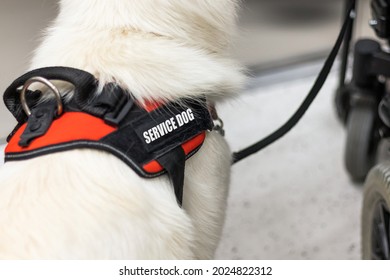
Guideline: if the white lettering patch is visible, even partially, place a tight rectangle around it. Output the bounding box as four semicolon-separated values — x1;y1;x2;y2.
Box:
143;109;195;144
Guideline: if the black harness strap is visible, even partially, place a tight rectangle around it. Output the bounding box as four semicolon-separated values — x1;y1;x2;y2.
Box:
18;102;57;147
157;146;186;206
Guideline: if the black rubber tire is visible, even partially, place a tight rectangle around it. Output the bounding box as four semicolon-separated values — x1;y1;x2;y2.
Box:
362;163;390;259
334;86;350;124
345;104;376;182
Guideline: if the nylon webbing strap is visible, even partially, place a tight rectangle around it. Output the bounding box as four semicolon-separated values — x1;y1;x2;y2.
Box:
3;67;97;123
232;0;356;164
157;146;186;207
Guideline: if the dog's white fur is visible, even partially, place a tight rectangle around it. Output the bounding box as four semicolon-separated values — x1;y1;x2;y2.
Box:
0;0;244;259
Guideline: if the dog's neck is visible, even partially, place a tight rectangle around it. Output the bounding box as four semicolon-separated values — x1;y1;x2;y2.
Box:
57;0;239;54
29;0;245;102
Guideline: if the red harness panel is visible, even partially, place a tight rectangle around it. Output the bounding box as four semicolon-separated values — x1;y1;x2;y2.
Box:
6;111;207;175
6;112;117;154
142;132;206;173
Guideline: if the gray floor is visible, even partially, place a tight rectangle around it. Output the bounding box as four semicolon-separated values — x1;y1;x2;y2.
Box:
0;61;362;259
213;62;361;259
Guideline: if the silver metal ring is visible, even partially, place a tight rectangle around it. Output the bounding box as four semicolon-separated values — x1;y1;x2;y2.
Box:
20;76;63;116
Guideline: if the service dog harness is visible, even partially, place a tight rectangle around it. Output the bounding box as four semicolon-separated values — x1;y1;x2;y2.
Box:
3;67;214;207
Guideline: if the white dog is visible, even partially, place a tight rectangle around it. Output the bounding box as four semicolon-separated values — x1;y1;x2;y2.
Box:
0;0;244;259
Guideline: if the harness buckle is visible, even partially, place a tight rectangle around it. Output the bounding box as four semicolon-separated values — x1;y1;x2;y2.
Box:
18;102;57;147
90;83;135;126
104;94;134;126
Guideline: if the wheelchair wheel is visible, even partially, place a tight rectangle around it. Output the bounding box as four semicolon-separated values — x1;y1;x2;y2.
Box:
334;86;350;124
345;103;376;182
376;139;390;164
362;163;390;259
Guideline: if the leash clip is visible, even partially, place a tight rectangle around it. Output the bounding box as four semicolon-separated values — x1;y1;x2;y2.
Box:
213;118;225;136
208;102;225;136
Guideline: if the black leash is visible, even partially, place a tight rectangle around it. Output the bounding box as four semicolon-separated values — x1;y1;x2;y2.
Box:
232;0;356;164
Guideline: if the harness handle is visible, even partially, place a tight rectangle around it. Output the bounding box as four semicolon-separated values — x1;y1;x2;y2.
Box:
232;0;356;164
3;67;97;122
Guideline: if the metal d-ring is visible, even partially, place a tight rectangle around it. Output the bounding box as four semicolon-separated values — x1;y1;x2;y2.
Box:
20;76;63;116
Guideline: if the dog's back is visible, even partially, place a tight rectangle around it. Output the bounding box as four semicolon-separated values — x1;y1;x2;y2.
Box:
0;0;244;259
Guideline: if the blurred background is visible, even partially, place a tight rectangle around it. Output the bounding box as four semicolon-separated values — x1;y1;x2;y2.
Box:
237;0;374;71
0;0;379;259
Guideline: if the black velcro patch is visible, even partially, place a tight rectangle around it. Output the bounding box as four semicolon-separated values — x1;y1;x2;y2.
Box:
132;100;212;153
